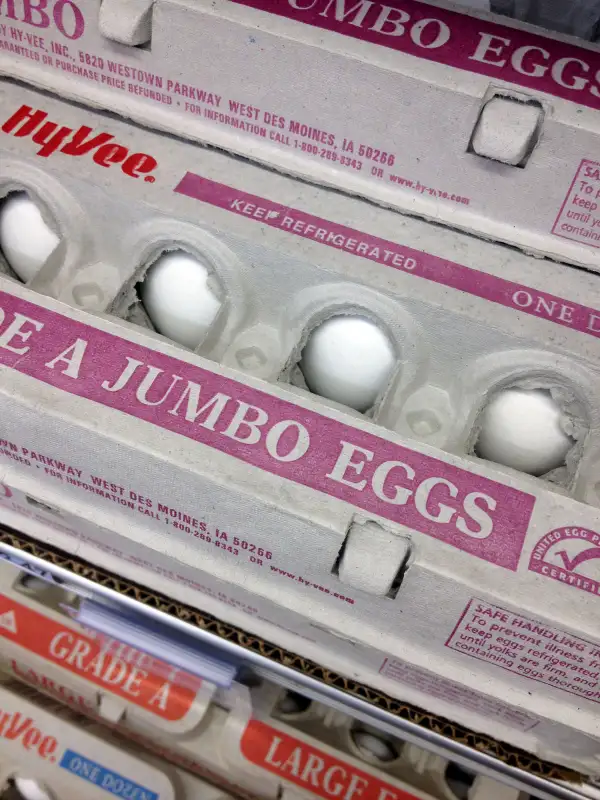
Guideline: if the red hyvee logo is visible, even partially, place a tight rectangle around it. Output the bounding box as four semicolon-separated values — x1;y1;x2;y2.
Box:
0;707;59;761
0;0;84;39
1;105;158;180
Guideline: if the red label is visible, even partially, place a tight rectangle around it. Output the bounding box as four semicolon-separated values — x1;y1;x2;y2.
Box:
1;105;158;179
229;0;600;111
11;667;260;800
0;594;200;720
241;719;417;800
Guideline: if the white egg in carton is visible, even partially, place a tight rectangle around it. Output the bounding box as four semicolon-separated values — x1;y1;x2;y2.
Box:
0;80;600;773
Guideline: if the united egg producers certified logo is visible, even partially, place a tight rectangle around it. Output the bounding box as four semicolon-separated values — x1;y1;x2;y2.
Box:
529;526;600;597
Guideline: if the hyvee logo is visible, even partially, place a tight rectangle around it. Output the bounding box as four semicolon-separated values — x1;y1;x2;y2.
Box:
1;105;158;180
529;526;600;598
0;0;84;39
0;707;59;761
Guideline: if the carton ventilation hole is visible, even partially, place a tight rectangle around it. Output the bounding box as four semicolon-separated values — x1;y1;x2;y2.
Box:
444;763;477;800
0;191;60;284
406;409;442;437
98;0;154;49
276;690;312;716
24;496;60;515
473;388;575;477
298;315;396;413
72;282;105;309
138;249;223;349
468;95;543;168
15;571;78;612
334;521;411;598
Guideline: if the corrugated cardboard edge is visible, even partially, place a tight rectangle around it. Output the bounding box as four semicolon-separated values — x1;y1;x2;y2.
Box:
0;521;581;783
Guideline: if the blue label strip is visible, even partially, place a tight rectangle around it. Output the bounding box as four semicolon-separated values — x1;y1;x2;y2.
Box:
59;749;159;800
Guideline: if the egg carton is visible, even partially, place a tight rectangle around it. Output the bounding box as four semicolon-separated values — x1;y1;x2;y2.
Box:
1;79;600;771
0;556;475;800
0;556;217;738
0;588;535;800
0;677;239;800
1;0;600;272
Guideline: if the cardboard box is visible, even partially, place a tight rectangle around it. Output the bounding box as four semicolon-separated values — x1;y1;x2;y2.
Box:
0;80;600;773
0;678;238;800
1;0;599;270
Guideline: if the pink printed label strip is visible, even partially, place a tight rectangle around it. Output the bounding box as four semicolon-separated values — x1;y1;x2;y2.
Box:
175;173;600;339
0;292;534;568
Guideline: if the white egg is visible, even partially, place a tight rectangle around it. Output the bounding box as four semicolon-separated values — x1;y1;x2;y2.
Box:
0;193;60;282
476;388;574;476
140;250;222;349
299;316;396;412
352;730;397;762
14;778;53;800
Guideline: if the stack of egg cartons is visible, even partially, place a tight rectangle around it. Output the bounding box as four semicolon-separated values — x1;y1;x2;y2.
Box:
0;0;599;784
0;556;535;800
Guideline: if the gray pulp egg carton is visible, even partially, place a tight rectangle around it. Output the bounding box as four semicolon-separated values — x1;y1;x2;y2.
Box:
1;79;600;774
2;0;600;273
